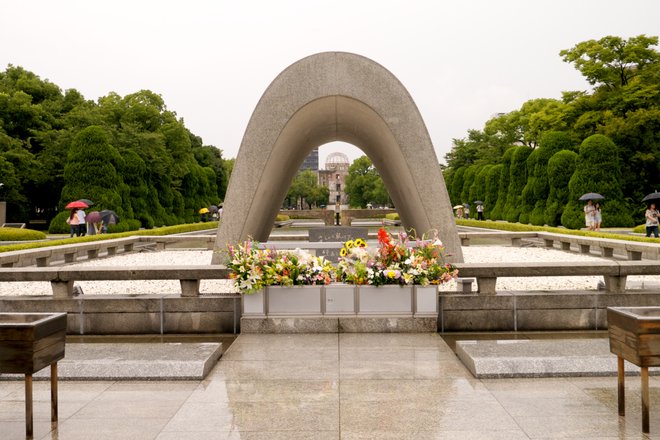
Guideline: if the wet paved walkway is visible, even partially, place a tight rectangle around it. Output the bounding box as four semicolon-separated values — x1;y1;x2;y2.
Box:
2;333;660;439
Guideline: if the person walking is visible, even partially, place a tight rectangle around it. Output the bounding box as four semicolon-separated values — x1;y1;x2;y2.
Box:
584;200;596;231
456;206;463;219
76;209;87;236
645;203;659;238
476;203;484;221
463;205;470;219
593;202;602;231
67;208;80;237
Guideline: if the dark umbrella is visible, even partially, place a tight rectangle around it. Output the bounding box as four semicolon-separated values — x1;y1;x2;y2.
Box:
578;193;605;201
99;210;119;225
463;203;471;208
642;191;660;203
65;200;89;209
473;200;484;205
76;199;94;206
208;205;219;213
86;211;101;223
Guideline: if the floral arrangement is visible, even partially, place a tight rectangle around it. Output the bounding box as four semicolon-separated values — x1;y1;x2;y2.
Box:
227;240;334;294
336;228;458;286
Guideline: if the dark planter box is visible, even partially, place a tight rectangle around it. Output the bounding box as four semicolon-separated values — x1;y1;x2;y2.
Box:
0;312;67;374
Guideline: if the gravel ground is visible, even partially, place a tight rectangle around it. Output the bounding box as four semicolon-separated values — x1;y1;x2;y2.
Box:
1;247;659;296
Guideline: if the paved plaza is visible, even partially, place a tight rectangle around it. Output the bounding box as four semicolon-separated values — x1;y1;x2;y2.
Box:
1;333;660;439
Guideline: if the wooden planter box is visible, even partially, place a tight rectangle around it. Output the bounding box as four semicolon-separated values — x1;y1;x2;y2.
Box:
0;312;67;438
608;306;660;434
0;312;67;374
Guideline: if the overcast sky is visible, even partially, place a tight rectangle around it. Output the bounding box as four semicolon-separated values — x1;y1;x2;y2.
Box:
2;0;659;167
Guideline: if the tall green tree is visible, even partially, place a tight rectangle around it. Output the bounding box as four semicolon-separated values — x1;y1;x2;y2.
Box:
560;35;660;89
545;150;577;226
490;148;514;220
562;134;633;228
504;146;532;222
344;156;390;208
60;126;124;213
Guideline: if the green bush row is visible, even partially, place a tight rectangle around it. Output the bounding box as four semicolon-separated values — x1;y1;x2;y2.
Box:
0;222;219;253
456;219;660;243
0;227;47;242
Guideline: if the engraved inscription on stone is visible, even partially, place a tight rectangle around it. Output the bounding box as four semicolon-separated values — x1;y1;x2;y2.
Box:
308;227;368;243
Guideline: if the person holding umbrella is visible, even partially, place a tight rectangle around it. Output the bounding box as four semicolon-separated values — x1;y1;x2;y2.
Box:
67;208;80;237
645;203;659;238
583;200;596;231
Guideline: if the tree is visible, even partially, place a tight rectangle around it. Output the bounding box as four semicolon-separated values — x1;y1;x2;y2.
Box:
286;170;324;209
529;131;576;225
344;156;390;208
490;148;514;220
484;164;502;218
60;126;124;213
504;146;532;222
560;35;660;89
545;150;577;226
561;134;633;228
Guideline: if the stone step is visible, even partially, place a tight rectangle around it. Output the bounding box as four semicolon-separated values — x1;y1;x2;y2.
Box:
456;338;660;378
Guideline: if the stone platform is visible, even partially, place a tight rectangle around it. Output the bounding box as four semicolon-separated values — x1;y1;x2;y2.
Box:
456;338;660;379
241;316;437;333
0;342;222;381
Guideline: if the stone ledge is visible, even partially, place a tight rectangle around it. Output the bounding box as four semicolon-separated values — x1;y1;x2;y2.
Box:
456;338;660;379
240;316;437;333
0;342;222;380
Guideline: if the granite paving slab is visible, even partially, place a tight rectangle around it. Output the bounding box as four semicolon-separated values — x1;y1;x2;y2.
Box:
456;338;660;378
0;342;222;381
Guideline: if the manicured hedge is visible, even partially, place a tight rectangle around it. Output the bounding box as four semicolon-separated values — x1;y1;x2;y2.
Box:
0;222;219;253
456;219;660;243
0;227;47;241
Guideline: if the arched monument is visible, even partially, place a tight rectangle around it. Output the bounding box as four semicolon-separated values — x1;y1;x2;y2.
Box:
212;52;463;263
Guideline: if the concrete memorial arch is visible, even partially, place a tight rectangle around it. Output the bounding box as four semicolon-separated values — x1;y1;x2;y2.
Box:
212;52;463;263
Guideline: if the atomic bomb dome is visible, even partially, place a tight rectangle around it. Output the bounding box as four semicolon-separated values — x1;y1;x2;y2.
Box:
325;152;350;170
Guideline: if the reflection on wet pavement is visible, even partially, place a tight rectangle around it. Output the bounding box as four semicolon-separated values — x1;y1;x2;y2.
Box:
1;333;659;439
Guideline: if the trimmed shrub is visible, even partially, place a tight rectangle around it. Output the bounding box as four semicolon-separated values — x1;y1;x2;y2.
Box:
529;131;576;226
1;222;220;253
520;149;539;224
490;148;514;220
449;167;466;205
455;219;659;243
126;219;141;231
562;135;633;228
545;150;577;226
108;221;129;234
48;211;72;234
470;165;492;212
139;214;155;229
60;126;124;215
504;146;532;223
275;214;291;221
460;165;480;209
484;165;502;219
385;213;400;220
0;227;46;241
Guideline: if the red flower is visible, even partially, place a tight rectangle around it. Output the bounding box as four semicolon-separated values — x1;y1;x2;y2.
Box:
377;228;391;245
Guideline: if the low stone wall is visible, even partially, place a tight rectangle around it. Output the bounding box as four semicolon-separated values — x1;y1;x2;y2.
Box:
440;291;660;332
0;295;240;335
